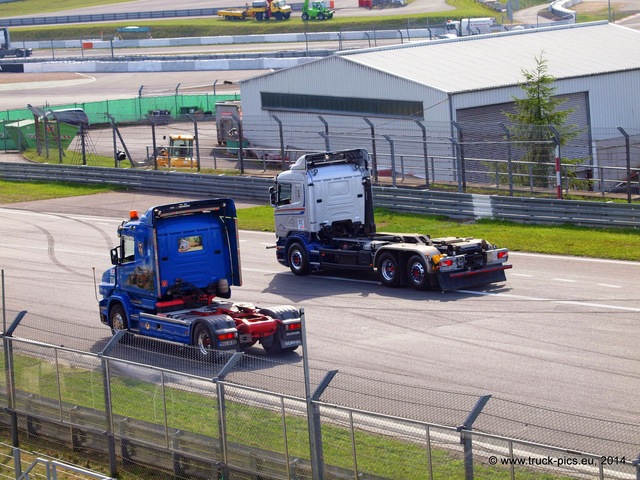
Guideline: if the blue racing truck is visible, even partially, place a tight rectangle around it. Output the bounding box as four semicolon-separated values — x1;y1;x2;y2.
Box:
99;198;302;357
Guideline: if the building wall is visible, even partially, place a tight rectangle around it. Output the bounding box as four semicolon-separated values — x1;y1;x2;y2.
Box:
239;56;450;155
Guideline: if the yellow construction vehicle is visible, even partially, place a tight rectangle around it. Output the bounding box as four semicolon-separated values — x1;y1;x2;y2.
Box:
152;134;196;168
217;0;291;21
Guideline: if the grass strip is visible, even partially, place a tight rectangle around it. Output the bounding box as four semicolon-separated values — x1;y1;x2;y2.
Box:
3;353;577;480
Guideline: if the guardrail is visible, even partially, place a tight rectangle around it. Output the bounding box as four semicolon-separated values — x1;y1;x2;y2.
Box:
0;162;639;228
0;5;303;26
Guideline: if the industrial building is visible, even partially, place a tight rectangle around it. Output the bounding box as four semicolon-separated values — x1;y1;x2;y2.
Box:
238;21;640;184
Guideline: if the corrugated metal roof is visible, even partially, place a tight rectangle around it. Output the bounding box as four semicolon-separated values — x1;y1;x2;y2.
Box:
336;22;640;94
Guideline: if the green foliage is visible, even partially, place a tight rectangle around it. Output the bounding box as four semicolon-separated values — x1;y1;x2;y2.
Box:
502;53;583;188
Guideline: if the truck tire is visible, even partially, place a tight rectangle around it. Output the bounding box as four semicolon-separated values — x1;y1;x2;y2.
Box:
406;255;430;291
377;252;400;288
255;12;264;20
109;304;128;334
302;12;309;20
288;243;309;276
261;326;285;354
318;12;325;20
275;12;283;20
193;323;215;360
259;306;300;354
285;12;291;19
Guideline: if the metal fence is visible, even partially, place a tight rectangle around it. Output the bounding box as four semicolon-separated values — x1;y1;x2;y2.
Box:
1;306;639;480
4;110;637;204
1;162;639;228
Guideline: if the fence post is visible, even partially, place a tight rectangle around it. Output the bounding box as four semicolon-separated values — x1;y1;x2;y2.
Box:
318;132;331;153
414;120;430;189
231;113;244;174
188;114;201;172
617;127;632;204
147;114;157;170
458;394;491;480
452;121;466;191
100;335;124;478
318;116;330;151
631;453;640;480
213;352;243;479
363;117;379;184
301;308;338;480
55;121;63;164
3;308;27;470
550;127;563;199
383;135;397;187
499;123;514;196
449;138;463;193
270;114;286;170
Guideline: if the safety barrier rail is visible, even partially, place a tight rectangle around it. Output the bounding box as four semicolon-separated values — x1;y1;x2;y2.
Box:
1;162;639;228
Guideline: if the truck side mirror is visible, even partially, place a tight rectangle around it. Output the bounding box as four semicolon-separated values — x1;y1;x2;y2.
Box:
110;246;120;266
268;186;277;207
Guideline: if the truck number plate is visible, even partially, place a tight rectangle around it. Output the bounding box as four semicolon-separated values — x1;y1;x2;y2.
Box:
218;340;236;347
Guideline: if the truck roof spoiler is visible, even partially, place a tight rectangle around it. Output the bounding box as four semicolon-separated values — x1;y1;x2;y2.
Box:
151;199;236;225
299;149;369;171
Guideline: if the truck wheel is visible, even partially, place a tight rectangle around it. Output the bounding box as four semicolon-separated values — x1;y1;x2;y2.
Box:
275;12;283;20
288;243;309;276
194;323;215;359
261;326;298;354
285;12;291;19
407;255;430;290
255;12;263;20
318;12;325;20
259;306;300;354
302;12;309;20
377;252;400;288
261;328;283;354
109;304;128;334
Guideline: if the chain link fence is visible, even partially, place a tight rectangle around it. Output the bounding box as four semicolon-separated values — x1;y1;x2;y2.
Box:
3;93;639;202
1;303;639;480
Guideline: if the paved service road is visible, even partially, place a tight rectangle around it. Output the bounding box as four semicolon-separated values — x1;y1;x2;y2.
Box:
0;193;639;429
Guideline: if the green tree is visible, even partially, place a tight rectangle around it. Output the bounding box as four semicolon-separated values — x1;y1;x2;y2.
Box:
503;53;581;188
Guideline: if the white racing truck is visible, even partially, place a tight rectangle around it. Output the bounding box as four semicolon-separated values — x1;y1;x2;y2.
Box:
269;149;511;291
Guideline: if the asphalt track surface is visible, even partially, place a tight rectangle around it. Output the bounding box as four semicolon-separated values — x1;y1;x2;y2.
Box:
1;0;640;441
1;194;639;433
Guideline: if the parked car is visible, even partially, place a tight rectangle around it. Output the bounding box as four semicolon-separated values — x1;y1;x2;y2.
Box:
148;109;172;125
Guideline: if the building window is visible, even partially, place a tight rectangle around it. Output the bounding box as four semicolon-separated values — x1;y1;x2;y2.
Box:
261;92;423;118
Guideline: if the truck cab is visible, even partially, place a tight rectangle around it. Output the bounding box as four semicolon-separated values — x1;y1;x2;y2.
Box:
99;199;302;356
445;17;494;36
0;27;32;58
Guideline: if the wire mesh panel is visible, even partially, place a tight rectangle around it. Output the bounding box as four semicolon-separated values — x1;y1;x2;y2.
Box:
9;338;107;431
475;396;640;460
222;383;305;480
